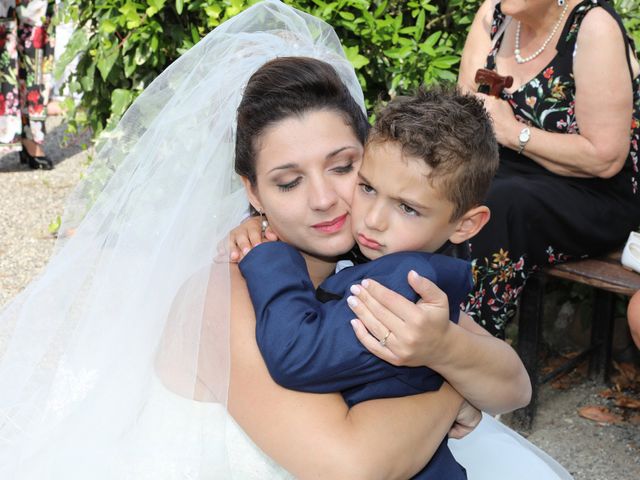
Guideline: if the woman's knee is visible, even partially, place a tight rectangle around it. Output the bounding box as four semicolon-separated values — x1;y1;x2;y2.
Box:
626;291;640;349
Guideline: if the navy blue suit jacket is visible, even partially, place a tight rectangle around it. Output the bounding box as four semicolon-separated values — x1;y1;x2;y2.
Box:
239;242;472;479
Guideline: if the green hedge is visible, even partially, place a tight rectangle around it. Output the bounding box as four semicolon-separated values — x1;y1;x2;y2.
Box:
58;0;640;135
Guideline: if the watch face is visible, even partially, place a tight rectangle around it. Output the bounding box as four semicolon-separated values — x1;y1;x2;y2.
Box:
519;127;531;142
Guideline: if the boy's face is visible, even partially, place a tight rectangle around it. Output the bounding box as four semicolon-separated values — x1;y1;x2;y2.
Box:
350;140;460;260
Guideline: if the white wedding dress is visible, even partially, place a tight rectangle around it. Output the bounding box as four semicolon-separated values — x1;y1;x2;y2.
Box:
0;1;571;478
108;376;573;479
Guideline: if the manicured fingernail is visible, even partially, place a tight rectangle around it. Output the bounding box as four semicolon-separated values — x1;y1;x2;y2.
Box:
361;279;370;288
409;270;419;279
350;319;359;331
242;247;250;255
350;284;361;295
347;296;358;308
230;252;238;260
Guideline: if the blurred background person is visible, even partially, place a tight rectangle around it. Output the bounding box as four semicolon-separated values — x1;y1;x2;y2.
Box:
0;0;54;169
458;0;640;337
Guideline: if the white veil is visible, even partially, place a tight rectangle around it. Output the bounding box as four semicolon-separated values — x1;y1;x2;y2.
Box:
0;1;365;477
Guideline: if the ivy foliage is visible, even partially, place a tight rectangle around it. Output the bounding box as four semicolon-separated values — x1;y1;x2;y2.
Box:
57;0;640;135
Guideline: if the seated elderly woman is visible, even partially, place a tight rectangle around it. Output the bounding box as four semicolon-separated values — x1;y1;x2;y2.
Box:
458;0;640;337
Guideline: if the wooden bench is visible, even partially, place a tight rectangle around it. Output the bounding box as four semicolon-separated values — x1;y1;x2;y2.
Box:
510;249;640;430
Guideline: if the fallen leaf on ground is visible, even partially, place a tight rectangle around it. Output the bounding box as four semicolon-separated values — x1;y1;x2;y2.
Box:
598;388;616;399
612;361;640;387
551;377;575;390
614;395;640;410
578;405;623;425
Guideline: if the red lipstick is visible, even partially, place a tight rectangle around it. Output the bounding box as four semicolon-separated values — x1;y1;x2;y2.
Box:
312;214;348;234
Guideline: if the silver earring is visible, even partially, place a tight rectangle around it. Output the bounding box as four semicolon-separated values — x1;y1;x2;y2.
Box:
557;0;565;6
259;210;269;234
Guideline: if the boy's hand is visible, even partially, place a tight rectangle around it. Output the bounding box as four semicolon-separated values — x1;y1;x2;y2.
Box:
449;400;482;440
225;216;278;263
348;271;454;368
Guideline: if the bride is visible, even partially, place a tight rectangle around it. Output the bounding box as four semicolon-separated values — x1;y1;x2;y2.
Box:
0;1;572;478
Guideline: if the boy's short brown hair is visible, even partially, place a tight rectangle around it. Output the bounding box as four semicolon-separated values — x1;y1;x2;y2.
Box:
369;86;499;221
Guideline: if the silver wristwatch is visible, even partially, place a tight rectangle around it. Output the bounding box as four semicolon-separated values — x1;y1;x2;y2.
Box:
517;126;531;154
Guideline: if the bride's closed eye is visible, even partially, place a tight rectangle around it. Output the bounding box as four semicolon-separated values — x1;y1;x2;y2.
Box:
277;176;302;192
331;161;355;174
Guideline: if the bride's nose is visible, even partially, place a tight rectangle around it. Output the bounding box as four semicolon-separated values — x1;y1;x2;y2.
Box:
308;175;338;211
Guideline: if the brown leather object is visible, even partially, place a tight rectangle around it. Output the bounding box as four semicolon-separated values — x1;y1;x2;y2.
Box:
474;68;514;97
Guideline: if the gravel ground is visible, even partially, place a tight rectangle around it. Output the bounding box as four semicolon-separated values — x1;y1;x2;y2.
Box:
1;117;639;479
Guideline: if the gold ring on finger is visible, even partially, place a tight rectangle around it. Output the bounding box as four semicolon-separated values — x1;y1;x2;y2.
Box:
379;330;391;347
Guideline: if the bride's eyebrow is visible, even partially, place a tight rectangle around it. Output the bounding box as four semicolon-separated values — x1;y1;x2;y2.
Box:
268;163;298;174
268;146;359;174
326;145;358;159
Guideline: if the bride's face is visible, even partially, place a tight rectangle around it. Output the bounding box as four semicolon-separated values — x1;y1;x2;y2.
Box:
244;109;363;259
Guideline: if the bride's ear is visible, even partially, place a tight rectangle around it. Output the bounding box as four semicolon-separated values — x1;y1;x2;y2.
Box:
240;176;263;212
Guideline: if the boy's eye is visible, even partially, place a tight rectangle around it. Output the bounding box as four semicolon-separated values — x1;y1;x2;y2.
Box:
278;177;301;192
359;183;375;194
332;162;354;174
399;203;419;216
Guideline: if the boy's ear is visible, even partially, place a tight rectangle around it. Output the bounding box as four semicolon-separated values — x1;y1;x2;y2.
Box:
448;206;491;244
240;176;263;212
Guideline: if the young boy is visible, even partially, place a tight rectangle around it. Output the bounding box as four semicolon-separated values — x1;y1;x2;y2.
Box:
238;87;499;479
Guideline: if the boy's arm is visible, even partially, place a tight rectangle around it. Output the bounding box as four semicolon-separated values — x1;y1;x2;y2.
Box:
239;242;397;392
239;244;471;393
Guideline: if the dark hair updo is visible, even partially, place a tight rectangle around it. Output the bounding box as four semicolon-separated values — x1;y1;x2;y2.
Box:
235;56;369;184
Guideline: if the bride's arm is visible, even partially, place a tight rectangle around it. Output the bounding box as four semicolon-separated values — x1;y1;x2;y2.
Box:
227;266;462;480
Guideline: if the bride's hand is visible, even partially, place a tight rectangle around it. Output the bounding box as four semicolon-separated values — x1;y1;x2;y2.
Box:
224;216;278;262
448;400;482;440
348;270;453;367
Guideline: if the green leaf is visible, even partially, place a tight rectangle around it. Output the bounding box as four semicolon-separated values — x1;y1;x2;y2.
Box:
415;10;425;40
97;45;119;81
175;0;183;14
123;54;137;78
430;55;460;69
191;24;200;45
100;19;117;34
434;68;458;82
204;4;222;19
79;62;95;91
384;45;413;60
49;215;62;235
150;34;159;52
424;31;442;48
48;215;62;235
343;45;370;69
374;0;387;18
110;89;134;120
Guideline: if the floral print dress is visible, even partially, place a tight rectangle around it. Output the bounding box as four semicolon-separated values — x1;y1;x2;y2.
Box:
0;0;53;154
463;0;640;337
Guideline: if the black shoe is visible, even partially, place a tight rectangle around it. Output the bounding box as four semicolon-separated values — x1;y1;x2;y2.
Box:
20;149;53;170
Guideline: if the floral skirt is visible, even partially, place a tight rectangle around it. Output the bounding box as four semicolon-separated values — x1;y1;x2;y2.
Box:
0;0;53;154
463;149;640;337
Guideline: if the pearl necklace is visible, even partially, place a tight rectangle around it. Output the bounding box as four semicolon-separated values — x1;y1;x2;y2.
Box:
514;1;569;64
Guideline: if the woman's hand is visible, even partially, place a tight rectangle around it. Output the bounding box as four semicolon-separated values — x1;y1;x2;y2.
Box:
349;270;532;415
449;401;482;440
225;216;278;262
348;270;454;368
475;92;522;149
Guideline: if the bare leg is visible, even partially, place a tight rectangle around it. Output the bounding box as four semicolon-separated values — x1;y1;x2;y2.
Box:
626;291;640;349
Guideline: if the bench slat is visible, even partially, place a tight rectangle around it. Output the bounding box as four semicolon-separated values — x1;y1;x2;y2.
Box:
546;257;640;296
